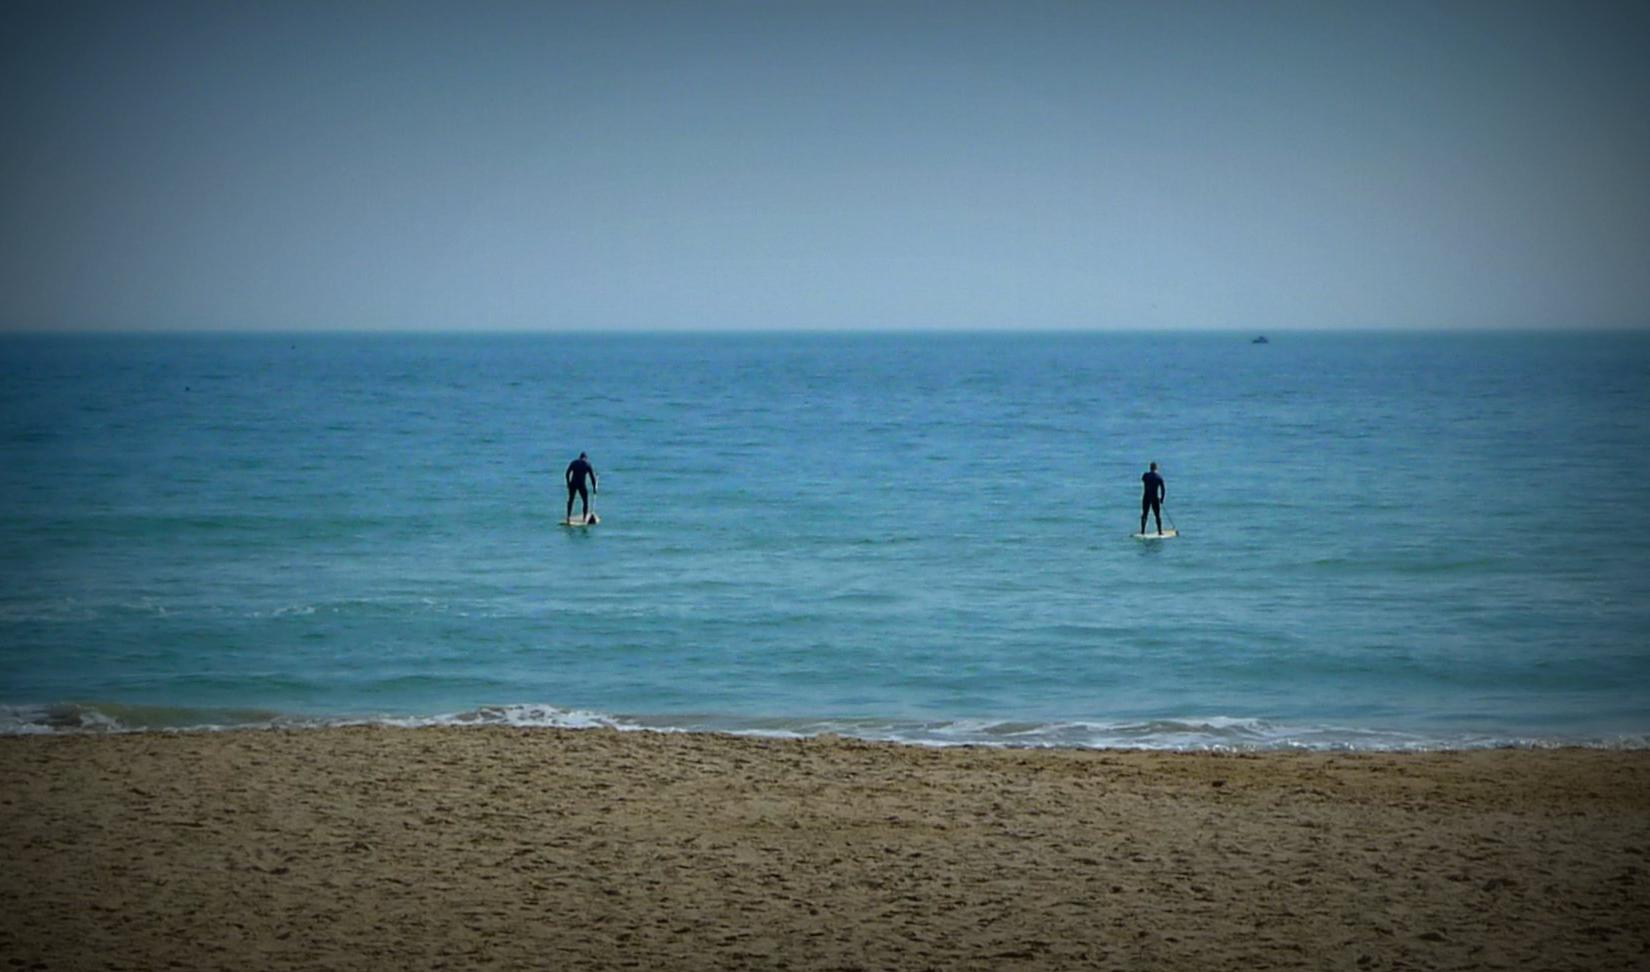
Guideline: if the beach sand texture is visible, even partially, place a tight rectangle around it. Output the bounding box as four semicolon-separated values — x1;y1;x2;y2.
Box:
3;727;1647;971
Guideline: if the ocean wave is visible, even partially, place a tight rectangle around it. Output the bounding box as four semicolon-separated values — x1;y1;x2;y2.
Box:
3;702;1647;751
0;702;296;734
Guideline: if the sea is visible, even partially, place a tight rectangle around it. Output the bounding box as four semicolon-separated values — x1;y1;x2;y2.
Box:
2;331;1648;750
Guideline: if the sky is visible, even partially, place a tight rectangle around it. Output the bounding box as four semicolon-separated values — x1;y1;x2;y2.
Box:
2;0;1648;332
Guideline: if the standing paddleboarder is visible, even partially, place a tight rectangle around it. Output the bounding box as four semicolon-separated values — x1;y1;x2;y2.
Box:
565;452;598;523
1140;462;1166;536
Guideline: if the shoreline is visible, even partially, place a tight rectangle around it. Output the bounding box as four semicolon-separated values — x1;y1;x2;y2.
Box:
4;726;1648;970
8;701;1646;751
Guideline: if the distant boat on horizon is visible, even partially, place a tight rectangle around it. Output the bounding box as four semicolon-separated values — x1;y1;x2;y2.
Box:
1252;335;1270;344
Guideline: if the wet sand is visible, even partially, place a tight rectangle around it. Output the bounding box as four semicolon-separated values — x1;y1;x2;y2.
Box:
3;727;1647;970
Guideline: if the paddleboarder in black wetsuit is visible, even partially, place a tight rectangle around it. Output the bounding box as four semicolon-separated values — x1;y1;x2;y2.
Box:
1141;462;1166;535
565;452;597;521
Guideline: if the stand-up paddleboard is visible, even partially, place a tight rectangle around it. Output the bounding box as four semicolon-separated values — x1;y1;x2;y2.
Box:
1132;529;1177;539
562;512;600;527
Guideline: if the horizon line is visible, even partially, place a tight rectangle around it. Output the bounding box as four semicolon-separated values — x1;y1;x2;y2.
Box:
4;323;1649;337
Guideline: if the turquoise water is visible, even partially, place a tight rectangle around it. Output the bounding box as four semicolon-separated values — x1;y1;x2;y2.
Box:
2;331;1648;748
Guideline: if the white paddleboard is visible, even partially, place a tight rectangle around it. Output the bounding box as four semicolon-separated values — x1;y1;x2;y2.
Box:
1132;529;1177;539
562;513;600;527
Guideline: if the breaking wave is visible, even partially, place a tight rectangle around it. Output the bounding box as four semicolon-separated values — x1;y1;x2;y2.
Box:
4;702;1646;751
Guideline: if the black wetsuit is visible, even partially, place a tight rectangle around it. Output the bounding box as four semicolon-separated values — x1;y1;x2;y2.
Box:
1141;470;1165;533
565;458;595;517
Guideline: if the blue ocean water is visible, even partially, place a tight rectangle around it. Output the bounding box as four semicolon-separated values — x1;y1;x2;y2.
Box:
2;331;1648;748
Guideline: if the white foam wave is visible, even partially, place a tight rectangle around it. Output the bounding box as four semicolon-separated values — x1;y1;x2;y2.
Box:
3;702;1647;751
380;704;632;731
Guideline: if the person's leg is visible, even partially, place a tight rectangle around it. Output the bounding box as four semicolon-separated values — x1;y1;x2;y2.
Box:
1141;497;1150;534
1153;499;1163;534
566;485;576;519
578;484;589;516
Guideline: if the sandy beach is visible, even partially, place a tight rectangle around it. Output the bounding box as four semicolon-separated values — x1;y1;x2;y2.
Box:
2;728;1647;971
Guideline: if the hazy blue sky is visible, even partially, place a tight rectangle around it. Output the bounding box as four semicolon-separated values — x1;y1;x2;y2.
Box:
3;0;1648;331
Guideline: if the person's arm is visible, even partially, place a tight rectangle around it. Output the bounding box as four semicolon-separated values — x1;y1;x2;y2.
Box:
591;468;598;494
565;464;573;487
1159;479;1167;503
